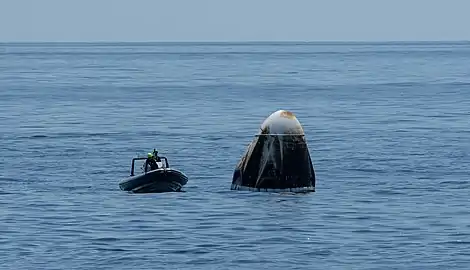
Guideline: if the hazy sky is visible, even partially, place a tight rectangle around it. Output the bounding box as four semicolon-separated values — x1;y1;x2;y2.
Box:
1;0;470;42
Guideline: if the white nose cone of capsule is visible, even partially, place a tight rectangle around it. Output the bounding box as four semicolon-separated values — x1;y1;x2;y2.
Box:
231;110;316;193
259;110;305;135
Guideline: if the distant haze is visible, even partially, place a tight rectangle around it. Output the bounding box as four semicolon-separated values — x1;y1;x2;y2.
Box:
1;0;470;42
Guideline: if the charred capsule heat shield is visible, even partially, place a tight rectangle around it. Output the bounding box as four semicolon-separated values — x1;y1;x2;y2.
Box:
231;110;316;193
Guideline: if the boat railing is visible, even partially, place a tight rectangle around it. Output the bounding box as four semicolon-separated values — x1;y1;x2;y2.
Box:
130;156;169;176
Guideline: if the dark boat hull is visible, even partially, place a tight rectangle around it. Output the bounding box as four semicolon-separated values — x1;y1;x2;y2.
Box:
119;168;188;193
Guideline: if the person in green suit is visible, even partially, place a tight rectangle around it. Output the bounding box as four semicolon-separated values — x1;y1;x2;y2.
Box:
145;151;159;172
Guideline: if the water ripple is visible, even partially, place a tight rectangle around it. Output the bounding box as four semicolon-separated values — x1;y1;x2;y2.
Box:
1;42;469;270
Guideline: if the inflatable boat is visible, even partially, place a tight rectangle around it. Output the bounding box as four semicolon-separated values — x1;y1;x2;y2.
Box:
119;154;188;193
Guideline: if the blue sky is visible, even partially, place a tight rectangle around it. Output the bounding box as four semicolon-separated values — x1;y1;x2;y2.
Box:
1;0;469;42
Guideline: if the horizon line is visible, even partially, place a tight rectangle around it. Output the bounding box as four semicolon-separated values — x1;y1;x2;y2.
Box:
1;39;469;44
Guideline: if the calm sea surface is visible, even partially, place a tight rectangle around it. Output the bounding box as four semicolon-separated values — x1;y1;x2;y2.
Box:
0;42;469;269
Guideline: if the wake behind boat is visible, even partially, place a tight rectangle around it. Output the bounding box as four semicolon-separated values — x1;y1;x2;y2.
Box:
119;150;188;193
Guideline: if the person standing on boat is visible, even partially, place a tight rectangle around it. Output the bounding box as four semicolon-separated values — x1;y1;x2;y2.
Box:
153;149;162;162
145;152;159;172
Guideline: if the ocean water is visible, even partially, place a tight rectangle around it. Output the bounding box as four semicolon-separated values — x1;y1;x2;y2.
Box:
0;42;469;269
